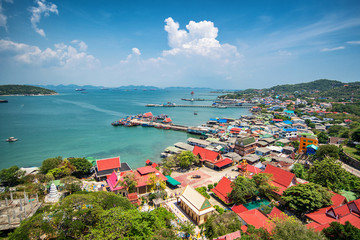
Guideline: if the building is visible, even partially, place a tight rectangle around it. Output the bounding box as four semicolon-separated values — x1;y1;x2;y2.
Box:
298;135;318;153
192;145;232;169
306;145;318;155
237;209;272;232
263;164;296;197
177;185;216;225
255;147;271;157
234;136;256;156
279;128;298;139
95;157;131;180
211;177;233;204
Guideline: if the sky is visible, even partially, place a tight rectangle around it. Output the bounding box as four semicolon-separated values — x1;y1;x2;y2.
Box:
0;0;359;89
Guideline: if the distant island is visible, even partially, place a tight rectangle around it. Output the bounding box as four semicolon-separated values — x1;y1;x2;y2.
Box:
0;85;57;96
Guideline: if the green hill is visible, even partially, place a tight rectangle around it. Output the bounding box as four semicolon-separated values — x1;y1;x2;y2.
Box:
268;79;344;94
0;85;57;95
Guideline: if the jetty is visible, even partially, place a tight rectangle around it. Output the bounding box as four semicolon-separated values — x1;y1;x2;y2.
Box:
145;104;253;108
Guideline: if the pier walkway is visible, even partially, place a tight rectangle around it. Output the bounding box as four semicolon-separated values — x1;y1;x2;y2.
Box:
146;104;253;108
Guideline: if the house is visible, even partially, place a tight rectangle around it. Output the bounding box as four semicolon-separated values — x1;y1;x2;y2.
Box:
291;118;305;124
255;147;271;157
237;209;272;232
128;193;140;206
95;157;131;180
263;164;296;196
292;123;307;131
177;185;216;225
192;146;226;169
211;177;233;204
276;139;290;147
279;128;298;139
267;207;288;220
329;137;346;145
174;142;194;151
282;146;295;155
262;138;276;145
284;110;295;117
241;154;261;164
257;141;268;148
234;136;257;156
298;135;318;153
306;145;318;155
213;231;241;240
187;137;211;148
134;166;168;194
223;152;242;163
306;199;360;232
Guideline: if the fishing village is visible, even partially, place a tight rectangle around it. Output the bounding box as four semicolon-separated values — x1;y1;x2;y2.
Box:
2;81;360;239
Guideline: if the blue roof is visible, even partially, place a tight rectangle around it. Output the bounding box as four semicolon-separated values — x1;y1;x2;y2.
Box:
218;119;227;123
209;118;217;121
283;128;297;132
283;120;293;124
306;144;318;150
285;110;294;113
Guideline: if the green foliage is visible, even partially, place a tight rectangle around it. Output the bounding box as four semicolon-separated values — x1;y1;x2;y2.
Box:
178;151;199;169
252;173;279;198
179;220;196;238
61;176;82;194
290;140;300;150
332;103;360;116
351;127;360;142
308;158;347;191
203;211;242;239
119;172;137;193
314;145;340;160
40;156;63;174
317;132;329;144
259;204;272;215
322;221;360;240
88;207;176;239
0;166;24;187
291;163;308;179
282;183;332;215
229;176;257;204
214;205;224;214
68;157;93;177
207;184;214;191
10;192;135;240
241;224;271;240
327;125;349;138
0;84;57;95
195;186;210;199
271;216;326;240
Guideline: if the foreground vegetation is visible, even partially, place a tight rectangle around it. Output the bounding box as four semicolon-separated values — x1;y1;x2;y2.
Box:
0;85;57;95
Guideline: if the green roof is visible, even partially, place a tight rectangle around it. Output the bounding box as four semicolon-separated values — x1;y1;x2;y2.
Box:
165;175;181;186
201;199;212;210
340;190;357;202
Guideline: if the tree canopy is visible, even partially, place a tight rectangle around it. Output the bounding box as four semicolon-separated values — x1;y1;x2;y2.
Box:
252;173;279;198
68;157;93;177
322;221;360;240
314;145;340;160
40;156;63;174
0;166;24;187
203;211;242;239
229;176;257;204
282;183;332;216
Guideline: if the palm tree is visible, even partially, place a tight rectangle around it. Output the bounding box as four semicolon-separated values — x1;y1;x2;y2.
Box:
179;221;195;239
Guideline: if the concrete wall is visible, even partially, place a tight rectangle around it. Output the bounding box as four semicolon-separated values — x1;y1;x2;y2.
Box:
341;152;360;170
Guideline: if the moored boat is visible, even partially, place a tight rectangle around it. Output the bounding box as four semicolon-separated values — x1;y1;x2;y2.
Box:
6;137;17;142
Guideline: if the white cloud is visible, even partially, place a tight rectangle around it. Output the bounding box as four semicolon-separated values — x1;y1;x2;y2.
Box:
347;41;360;45
132;47;141;55
163;17;239;59
321;46;345;52
71;40;88;51
0;0;13;30
30;0;58;37
0;39;99;68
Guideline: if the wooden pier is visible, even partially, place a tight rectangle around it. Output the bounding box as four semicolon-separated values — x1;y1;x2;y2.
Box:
145;104;253;108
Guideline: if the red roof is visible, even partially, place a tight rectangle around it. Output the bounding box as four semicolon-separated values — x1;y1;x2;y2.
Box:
145;159;151;164
232;204;248;214
246;165;262;174
163;118;172;123
267;207;288;220
137;166;155;175
230;128;241;132
330;192;346;207
238;209;272;232
264;164;295;188
192;145;221;163
151;162;158;168
211;177;233;204
272;119;283;122
143;112;153;117
96;157;121;171
213;230;241;240
214;158;233;168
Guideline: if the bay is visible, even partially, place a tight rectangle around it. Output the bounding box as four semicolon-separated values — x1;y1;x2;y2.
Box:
0;89;249;170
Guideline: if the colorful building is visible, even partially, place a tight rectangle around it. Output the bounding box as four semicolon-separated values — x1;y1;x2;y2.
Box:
234;136;256;156
298;135;318;153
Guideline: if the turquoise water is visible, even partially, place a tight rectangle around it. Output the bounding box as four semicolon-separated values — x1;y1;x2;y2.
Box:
243;199;270;210
0;89;250;170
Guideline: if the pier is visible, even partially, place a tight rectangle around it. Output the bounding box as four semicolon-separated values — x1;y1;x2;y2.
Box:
145;104;254;108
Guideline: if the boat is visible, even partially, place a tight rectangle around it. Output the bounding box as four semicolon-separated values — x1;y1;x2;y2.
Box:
0;100;8;103
6;137;17;142
142;123;154;127
75;88;86;91
194;112;198;115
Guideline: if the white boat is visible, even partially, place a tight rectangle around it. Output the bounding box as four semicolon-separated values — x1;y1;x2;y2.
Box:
6;137;17;142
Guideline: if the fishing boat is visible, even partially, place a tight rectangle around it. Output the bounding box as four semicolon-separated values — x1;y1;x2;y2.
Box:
142;122;154;127
0;99;8;103
194;112;198;115
75;88;86;91
6;137;17;142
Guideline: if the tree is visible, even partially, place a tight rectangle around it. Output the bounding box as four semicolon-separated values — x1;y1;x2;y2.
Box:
351;127;360;142
252;173;279;198
282;183;332;216
290;140;299;150
322;221;360;240
40;156;62;174
317;132;329;144
119;172;137;193
327;125;348;137
229;176;257;204
203;211;242;239
47;160;75;179
314;145;339;160
308;158;347;191
68;157;92;177
0;166;25;187
291;163;308;179
240;225;271;240
61;176;82;194
147;173;166;192
271;216;326;240
179;220;196;238
177;151;199;169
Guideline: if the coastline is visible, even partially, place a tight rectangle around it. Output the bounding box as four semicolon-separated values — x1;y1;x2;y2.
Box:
0;93;59;97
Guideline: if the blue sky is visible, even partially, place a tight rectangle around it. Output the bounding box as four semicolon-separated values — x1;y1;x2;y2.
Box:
0;0;359;89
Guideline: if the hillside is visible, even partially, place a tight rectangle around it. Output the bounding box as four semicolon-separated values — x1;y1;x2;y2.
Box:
0;85;57;95
268;79;344;94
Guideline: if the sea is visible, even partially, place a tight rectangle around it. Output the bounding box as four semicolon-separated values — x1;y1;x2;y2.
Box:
0;89;250;170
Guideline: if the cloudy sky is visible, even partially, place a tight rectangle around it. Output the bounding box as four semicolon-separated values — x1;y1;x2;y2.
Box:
0;0;359;88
